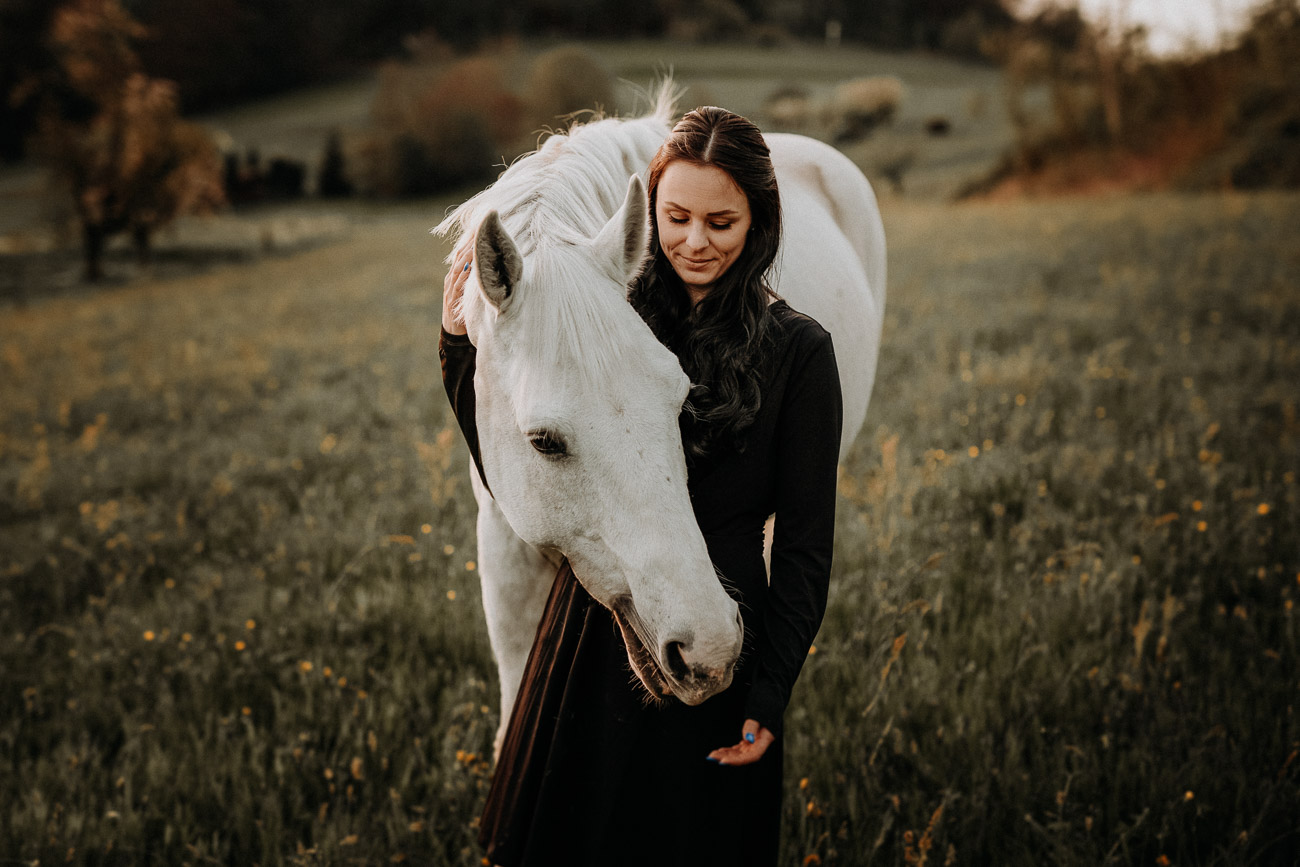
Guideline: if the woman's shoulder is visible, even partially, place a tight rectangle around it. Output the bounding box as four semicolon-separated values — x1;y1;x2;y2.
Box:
768;300;834;352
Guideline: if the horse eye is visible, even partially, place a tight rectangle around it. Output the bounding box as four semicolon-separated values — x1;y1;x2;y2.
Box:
528;430;568;458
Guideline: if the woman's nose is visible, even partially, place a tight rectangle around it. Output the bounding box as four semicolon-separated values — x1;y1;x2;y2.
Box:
685;221;708;250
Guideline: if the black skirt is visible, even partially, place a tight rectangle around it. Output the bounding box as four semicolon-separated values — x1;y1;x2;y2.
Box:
479;546;782;867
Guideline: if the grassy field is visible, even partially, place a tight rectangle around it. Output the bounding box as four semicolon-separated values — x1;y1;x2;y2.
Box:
2;182;1297;864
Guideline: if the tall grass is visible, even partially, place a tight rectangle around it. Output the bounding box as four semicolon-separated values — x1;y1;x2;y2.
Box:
792;192;1299;865
2;190;1298;864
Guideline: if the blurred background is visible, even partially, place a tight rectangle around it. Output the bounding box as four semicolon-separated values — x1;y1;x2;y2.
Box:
2;2;1298;866
1;0;1296;287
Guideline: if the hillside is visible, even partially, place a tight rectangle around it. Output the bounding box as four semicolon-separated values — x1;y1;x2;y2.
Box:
0;40;1012;287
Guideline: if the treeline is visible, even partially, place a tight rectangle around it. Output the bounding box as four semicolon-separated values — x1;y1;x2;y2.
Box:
975;0;1300;193
3;0;1013;152
124;0;1013;111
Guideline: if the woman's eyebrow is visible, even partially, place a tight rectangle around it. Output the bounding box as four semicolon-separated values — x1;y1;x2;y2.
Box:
661;200;740;217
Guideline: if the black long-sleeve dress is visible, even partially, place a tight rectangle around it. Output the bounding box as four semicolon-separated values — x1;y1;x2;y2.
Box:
439;300;843;867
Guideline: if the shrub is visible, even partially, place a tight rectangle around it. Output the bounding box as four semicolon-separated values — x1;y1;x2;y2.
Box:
760;86;814;132
317;130;355;198
825;76;905;143
264;157;307;200
361;44;616;198
524;45;613;131
364;53;521;197
758;78;905;143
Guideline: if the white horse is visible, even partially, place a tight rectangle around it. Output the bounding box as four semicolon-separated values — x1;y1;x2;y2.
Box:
434;86;885;750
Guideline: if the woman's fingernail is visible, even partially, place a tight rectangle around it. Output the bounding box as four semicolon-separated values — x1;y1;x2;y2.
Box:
706;756;720;763
463;263;470;271
745;732;756;744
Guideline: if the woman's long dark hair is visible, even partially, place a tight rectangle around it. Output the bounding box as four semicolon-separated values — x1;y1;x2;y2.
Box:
629;106;782;461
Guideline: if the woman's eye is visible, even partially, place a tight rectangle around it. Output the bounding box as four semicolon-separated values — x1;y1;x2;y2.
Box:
528;431;568;458
667;215;688;224
709;222;733;231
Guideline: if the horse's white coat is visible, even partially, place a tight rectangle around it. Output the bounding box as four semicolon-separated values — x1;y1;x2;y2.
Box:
435;90;885;751
764;131;887;461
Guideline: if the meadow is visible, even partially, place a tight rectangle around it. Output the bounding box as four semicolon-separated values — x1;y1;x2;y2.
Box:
2;180;1296;865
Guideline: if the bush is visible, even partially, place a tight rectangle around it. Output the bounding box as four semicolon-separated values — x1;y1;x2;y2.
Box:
317;130;355;198
361;53;523;197
524;45;613;130
760;86;814;133
758;78;904;143
360;44;616;198
825;75;905;143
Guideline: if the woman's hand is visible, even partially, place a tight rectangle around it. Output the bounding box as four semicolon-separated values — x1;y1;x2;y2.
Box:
706;719;775;766
442;247;472;335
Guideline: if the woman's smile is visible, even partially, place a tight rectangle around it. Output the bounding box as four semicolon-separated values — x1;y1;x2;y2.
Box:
655;161;752;303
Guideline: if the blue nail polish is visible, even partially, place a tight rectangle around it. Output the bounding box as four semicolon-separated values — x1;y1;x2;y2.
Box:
706;756;720;763
745;732;756;744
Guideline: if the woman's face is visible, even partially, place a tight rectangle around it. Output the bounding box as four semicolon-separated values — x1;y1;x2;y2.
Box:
655;161;752;300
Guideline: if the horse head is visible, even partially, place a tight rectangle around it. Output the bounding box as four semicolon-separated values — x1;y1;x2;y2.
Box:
457;175;743;705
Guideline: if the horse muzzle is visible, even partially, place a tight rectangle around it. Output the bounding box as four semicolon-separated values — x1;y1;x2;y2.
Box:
611;597;742;705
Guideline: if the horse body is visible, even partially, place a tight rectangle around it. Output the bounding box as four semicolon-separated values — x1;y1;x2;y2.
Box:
435;95;884;749
764;131;887;462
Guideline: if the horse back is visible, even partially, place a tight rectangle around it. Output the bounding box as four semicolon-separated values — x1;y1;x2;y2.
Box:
766;132;887;461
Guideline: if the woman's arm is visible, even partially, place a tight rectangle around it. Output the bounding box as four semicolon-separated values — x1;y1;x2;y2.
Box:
710;325;843;766
443;248;470;335
439;249;490;491
747;328;844;738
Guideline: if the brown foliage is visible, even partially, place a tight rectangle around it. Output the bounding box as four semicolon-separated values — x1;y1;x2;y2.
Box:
524;45;614;131
364;54;519;197
361;44;614;198
25;0;224;280
979;0;1300;195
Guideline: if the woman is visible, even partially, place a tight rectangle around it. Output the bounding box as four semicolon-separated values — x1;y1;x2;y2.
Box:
439;106;842;866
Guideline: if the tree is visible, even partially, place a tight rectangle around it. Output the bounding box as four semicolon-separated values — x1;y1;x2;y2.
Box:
21;0;224;280
0;0;62;162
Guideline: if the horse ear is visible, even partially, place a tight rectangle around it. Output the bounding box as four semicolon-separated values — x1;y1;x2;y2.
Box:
475;211;523;313
592;174;650;286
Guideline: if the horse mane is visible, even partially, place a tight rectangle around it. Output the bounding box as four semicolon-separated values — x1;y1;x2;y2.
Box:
434;79;677;254
433;79;680;396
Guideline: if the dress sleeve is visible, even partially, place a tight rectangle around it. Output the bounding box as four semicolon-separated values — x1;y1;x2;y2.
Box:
439;327;491;493
743;329;843;739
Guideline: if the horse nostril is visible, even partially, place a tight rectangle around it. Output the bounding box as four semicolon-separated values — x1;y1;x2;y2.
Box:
663;640;691;682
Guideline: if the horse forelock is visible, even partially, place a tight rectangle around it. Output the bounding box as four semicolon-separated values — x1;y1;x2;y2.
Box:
433;103;677;408
506;247;657;405
435;111;670;258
